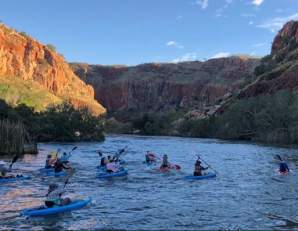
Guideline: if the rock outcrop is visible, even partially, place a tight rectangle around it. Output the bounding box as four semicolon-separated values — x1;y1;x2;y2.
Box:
0;23;105;115
238;20;298;98
71;57;258;115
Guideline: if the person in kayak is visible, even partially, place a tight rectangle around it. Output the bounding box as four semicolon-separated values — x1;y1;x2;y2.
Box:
45;151;58;168
60;152;71;164
45;155;54;169
276;155;290;174
0;170;11;178
160;154;171;170
0;162;14;178
45;183;71;208
54;159;72;173
194;159;208;176
145;151;157;163
106;162;120;173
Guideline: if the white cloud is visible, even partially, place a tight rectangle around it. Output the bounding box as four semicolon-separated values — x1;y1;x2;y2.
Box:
195;0;208;10
210;52;231;59
172;52;198;63
166;41;184;49
252;42;266;47
257;13;298;33
249;21;254;25
252;0;264;6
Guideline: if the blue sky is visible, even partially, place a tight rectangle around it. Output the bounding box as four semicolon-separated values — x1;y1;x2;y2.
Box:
1;0;298;65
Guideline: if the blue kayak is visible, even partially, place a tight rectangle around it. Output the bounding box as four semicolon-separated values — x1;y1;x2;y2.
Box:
96;166;106;172
98;170;128;179
184;173;216;180
0;175;30;183
39;168;66;177
21;198;91;217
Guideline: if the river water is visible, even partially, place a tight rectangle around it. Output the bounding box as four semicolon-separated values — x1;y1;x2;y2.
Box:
0;135;298;230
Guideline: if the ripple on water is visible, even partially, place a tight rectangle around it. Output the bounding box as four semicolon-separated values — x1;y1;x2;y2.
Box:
0;135;297;230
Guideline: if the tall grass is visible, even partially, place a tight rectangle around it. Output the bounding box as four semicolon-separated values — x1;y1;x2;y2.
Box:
0;119;25;155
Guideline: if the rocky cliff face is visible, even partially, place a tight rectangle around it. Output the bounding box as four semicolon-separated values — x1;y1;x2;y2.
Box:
71;57;258;115
0;23;105;115
238;20;298;98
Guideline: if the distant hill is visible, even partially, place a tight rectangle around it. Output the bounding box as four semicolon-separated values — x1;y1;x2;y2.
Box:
71;56;259;117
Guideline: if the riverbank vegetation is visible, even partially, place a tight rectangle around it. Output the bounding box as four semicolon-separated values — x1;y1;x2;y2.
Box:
178;90;298;144
105;90;298;145
0;119;25;155
0;100;105;154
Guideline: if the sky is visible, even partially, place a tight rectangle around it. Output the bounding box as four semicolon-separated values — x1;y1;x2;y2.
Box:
1;0;298;65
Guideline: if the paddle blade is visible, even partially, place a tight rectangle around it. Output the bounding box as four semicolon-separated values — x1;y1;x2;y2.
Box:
97;151;103;157
11;155;19;164
9;155;19;170
275;155;282;161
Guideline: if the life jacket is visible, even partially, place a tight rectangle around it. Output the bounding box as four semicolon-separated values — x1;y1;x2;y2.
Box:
106;163;118;172
279;162;289;172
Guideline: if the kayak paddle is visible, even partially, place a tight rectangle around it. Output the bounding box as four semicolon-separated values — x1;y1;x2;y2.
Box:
97;150;103;157
8;154;20;171
275;154;282;161
113;146;128;159
196;155;218;175
67;146;77;158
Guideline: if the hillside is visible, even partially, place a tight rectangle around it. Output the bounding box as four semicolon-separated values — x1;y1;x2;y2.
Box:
196;20;298;144
238;20;298;98
71;56;259;116
0;23;106;115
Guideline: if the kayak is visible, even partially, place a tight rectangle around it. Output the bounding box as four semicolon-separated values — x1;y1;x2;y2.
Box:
98;169;128;179
278;170;289;176
184;173;216;180
0;175;30;183
158;164;181;172
96;165;106;172
117;159;126;165
21;198;91;217
144;161;157;170
39;168;66;177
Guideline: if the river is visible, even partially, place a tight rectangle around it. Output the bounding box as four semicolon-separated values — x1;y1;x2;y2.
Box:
0;135;298;230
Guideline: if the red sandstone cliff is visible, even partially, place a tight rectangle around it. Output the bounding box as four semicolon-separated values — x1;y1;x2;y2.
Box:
71;57;258;115
0;23;105;115
238;20;298;98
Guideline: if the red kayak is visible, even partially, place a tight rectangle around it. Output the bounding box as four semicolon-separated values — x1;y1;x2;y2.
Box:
279;170;289;175
158;164;181;172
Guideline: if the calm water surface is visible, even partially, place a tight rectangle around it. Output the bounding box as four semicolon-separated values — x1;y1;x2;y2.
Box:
0;135;298;230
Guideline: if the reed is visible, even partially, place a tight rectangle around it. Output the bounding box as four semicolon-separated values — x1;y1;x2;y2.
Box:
0;119;25;155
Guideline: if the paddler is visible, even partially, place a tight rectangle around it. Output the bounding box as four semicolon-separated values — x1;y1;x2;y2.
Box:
60;152;71;164
45;183;71;208
0;161;12;178
276;155;290;174
145;151;157;163
46;150;59;167
54;158;72;173
45;155;53;169
194;157;208;176
160;154;170;170
106;162;120;173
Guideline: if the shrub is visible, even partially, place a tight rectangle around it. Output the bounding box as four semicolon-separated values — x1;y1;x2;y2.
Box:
46;44;56;52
